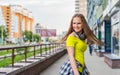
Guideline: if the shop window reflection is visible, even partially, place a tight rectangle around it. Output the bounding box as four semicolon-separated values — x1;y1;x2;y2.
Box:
112;29;119;56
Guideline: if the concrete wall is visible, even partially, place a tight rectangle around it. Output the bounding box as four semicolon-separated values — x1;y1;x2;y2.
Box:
8;50;66;75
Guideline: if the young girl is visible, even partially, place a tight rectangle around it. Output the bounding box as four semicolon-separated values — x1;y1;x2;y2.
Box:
60;13;104;75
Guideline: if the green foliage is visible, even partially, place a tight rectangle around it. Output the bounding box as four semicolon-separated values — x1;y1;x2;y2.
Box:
22;30;41;42
0;50;12;56
0;26;7;39
0;57;12;67
33;34;41;42
22;30;33;42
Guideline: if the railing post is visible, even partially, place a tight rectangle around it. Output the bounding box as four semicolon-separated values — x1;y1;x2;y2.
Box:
52;43;54;54
12;48;14;67
40;45;42;56
34;46;36;59
54;43;56;53
49;44;51;54
45;44;47;55
25;47;27;62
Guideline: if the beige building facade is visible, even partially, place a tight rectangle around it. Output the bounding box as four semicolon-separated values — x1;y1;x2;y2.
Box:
0;5;34;43
75;0;87;18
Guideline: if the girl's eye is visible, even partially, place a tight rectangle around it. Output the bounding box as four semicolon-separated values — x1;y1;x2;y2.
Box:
73;23;76;24
73;22;81;24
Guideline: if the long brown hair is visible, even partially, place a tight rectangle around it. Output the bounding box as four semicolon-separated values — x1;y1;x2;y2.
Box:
60;13;104;46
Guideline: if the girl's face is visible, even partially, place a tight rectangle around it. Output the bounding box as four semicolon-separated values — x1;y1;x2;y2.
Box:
72;17;82;32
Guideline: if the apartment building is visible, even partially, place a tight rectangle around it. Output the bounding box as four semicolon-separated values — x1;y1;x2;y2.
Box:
0;7;6;26
0;5;34;43
75;0;87;18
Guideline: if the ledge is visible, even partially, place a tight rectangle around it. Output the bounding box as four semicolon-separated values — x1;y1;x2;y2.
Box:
104;54;120;68
96;50;110;57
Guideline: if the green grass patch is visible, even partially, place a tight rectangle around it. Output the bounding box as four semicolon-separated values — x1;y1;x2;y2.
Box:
0;46;55;67
0;50;12;56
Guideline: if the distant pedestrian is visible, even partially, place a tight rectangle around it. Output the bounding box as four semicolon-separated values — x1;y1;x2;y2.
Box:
112;33;117;51
89;44;93;56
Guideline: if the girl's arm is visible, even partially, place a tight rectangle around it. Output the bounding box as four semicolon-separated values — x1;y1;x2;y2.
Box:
67;47;80;75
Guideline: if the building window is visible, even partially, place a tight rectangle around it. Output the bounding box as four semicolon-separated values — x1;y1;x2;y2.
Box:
112;23;119;56
111;11;120;57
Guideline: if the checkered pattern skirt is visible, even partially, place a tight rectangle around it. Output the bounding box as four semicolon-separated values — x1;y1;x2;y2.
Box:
59;59;89;75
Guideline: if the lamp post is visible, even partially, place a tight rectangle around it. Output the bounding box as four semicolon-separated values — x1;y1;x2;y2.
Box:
19;14;22;45
19;8;24;45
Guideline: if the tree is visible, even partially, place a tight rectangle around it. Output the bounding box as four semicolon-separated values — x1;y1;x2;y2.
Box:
33;34;41;42
0;25;7;44
22;30;41;43
22;30;33;42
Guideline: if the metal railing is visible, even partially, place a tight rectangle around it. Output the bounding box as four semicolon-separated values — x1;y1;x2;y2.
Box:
0;43;65;67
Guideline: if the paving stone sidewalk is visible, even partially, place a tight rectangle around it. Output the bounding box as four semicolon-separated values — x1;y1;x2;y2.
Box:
41;49;120;75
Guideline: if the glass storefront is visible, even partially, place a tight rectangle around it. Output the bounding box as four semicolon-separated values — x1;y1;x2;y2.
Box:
101;24;105;51
111;11;120;57
112;23;119;56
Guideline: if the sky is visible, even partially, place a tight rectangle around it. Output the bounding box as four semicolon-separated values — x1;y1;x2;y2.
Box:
0;0;75;35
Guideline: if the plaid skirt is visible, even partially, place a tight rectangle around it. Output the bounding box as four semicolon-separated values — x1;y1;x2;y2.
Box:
59;59;89;75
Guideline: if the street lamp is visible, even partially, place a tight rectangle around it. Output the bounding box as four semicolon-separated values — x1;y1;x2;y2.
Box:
19;14;22;45
19;8;24;45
